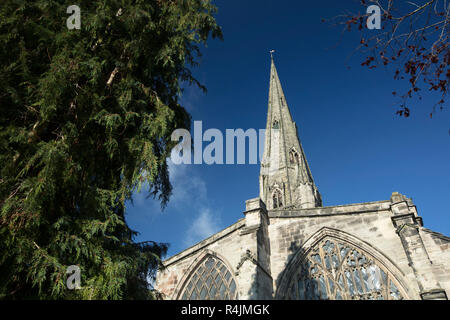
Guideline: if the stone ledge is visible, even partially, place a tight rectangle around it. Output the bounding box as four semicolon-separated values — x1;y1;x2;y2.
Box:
268;200;391;218
235;249;273;280
391;213;423;228
422;228;450;243
240;225;260;235
244;197;266;213
420;289;448;300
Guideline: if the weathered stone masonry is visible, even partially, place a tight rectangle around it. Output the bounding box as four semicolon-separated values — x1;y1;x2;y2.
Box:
155;58;449;300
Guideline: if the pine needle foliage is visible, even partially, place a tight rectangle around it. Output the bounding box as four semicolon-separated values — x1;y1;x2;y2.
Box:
0;0;222;299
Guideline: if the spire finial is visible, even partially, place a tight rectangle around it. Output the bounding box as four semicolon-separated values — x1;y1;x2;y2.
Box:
270;49;275;60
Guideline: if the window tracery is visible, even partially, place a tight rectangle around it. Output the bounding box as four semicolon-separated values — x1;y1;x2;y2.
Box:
180;255;238;300
288;238;404;300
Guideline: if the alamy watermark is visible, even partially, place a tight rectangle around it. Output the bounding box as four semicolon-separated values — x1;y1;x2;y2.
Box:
66;265;81;290
171;121;266;165
64;4;381;31
367;5;381;30
66;5;81;30
171;121;283;177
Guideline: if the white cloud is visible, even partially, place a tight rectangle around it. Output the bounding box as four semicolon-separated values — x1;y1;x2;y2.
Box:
129;160;206;211
184;208;222;248
128;159;223;251
168;161;222;248
167;161;208;206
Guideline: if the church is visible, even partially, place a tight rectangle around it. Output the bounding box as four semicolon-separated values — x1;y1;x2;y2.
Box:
155;57;450;300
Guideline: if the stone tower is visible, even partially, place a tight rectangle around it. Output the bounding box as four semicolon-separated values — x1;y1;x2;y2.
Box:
155;56;450;301
260;56;322;209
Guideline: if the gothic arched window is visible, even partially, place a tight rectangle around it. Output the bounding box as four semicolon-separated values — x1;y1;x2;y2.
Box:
272;120;279;129
180;255;238;300
273;189;283;209
287;238;404;300
289;149;300;164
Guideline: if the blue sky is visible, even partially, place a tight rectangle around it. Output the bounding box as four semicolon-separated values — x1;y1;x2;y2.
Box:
125;0;450;258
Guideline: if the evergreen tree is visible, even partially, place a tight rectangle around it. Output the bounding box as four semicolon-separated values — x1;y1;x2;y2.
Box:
0;0;222;299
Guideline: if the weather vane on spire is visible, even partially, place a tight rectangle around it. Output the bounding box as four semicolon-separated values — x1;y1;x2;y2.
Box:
270;49;275;59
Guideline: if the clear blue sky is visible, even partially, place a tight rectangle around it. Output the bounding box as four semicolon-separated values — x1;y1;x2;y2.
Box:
126;0;450;258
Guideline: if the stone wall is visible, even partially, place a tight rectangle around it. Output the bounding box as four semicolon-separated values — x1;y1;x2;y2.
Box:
420;228;450;297
155;193;449;300
156;198;275;300
155;219;246;299
268;199;420;298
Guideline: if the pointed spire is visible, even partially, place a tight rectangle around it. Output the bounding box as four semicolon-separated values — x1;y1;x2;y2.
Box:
259;56;321;210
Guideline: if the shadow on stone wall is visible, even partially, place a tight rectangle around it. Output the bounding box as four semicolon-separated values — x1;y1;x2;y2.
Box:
244;227;308;300
273;240;307;299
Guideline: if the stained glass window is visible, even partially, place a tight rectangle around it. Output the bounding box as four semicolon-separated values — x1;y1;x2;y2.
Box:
180;255;238;300
288;238;404;300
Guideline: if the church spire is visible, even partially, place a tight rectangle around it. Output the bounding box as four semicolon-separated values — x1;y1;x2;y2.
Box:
259;55;322;209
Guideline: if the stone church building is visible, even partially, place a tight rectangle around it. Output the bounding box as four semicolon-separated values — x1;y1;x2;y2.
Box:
155;58;450;300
